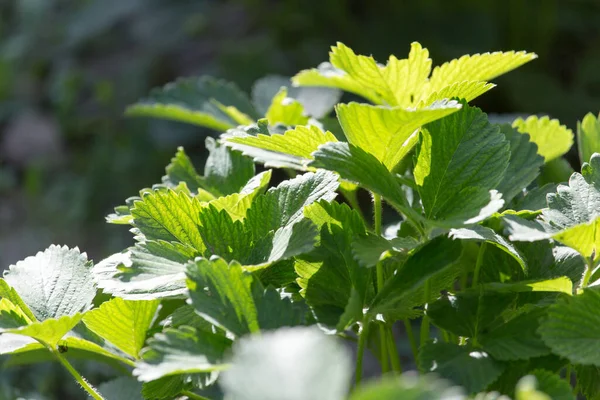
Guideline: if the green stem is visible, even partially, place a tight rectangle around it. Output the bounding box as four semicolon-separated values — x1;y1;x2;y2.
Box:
386;327;402;374
564;365;572;387
51;348;104;400
379;325;389;373
472;242;487;287
404;319;419;362
581;257;595;289
373;194;383;235
355;318;370;386
420;279;431;347
181;391;211;400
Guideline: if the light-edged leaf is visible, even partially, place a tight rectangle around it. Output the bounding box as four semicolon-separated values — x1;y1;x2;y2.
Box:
419;80;495;106
428;50;537;93
82;298;159;359
418;341;505;394
0;279;37;322
93;240;197;300
513;116;573;163
220;327;352;400
134;326;231;382
578;112;600;165
222;124;338;170
265;88;309;126
480;277;573;295
336;100;462;170
1;312;82;348
539;289;600;365
370;236;463;316
2;245;96;321
414;103;510;227
496;125;544;204
450;225;526;272
126;76;257;130
252;74;341;119
161;147;205;194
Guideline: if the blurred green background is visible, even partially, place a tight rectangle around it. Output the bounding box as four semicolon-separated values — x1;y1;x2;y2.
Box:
0;0;599;397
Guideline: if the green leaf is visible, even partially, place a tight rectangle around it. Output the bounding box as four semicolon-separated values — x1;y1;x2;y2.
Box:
349;374;465;400
1;311;82;348
513;116;573;163
161;147;205;194
496;125;544;204
252;75;341;119
351;233;417;268
222;124;338;170
449;225;526;272
202;137;256;196
0;279;37;322
516;370;575;400
97;377;143;400
574;364;600;400
370;236;463;316
336;100;462;170
418;341;505;393
414;103;510;227
93;240;197;300
481;277;573;295
265;88;309;126
539;289;600;365
2;245;96;321
296;201;369;328
82;298;159;359
221;327;351;400
427;291;516;338
134;326;231;382
479;308;550;361
419;80;495;106
126;76;257;131
141;376;190;400
428;50;537;93
578;112;600;165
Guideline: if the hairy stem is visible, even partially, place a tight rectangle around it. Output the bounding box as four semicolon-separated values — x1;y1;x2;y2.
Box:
181;391;211;400
404;319;419;362
355;318;370;386
51;348;104;400
472;242;487;287
386;327;402;374
373;194;383;234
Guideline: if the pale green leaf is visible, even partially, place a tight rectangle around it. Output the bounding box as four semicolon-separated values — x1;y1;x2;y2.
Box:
0;279;37;322
578;112;600;165
513;116;573;162
414;103;510;226
336;100;462;170
539;289;600;365
418;342;505;393
428;50;537;93
83;298;159;359
5;314;82;347
221;327;352;400
496;125;544;204
449;225;526;272
481;277;573;295
265;88;309;126
419;80;495;106
552;218;600;260
350;374;465;400
517;370;576;400
207;170;272;221
3;245;96;321
134;326;231;382
222;125;338;170
126;76;257;130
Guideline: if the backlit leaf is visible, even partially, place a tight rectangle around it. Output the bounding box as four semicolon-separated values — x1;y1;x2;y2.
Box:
513;116;573;163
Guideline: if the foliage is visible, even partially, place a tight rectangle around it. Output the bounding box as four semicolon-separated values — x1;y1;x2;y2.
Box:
2;40;600;400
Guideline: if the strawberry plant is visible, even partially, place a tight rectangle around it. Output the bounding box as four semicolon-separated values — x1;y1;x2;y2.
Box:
2;41;600;399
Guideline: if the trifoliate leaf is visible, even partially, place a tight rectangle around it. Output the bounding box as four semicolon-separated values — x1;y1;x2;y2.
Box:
349;373;465;400
336;100;462;170
2;245;95;321
296;201;369;328
428;51;537;94
252;75;341;119
370;236;463;316
578;112;600;165
97;377;143;400
513;116;573;163
449;225;526;272
93;240;197;300
427;291;516;339
222;124;338;170
220;327;352;400
517;370;575;400
265;88;309;126
480;308;550;361
539;289;600;365
496;125;544;204
418;342;505;394
131;190;205;251
82;298;159;359
134;326;231;382
414;103;510;227
126;76;257;131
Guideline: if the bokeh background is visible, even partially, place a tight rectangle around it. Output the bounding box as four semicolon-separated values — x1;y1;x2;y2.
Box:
0;0;599;398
